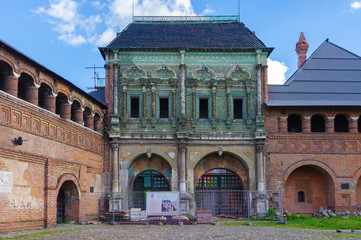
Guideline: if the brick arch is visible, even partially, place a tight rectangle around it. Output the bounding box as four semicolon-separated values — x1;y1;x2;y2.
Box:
83;104;94;114
125;151;175;170
55;89;70;100
38;79;56;94
56;173;81;196
283;160;337;183
283;160;336;213
311;112;329;118
71;96;83;108
19;68;38;85
354;168;361;206
0;57;16;73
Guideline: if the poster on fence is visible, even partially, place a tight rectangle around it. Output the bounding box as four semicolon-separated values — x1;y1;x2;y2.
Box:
146;191;179;216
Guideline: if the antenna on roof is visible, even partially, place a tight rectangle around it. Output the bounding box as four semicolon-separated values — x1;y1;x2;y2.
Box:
85;64;105;90
132;0;134;22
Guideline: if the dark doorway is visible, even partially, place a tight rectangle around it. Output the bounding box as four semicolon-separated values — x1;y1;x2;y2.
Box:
195;169;246;216
311;114;325;132
132;171;170;210
56;180;79;223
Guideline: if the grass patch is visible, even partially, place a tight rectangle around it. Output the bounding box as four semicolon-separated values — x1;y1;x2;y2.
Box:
2;228;81;239
220;215;361;230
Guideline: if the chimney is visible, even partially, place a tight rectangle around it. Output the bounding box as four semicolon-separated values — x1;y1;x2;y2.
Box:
296;32;309;68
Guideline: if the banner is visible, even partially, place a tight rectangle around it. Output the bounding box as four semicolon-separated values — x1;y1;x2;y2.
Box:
146;191;179;216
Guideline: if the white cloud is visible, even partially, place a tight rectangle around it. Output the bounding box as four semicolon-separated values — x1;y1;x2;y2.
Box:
267;58;289;85
200;4;215;16
96;28;117;46
351;1;361;10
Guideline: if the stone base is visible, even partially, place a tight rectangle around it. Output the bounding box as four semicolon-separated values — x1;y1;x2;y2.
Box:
253;193;270;217
109;196;123;212
180;192;195;216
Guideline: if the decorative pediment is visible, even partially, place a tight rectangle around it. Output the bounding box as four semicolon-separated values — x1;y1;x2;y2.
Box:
226;65;251;80
191;66;216;80
122;65;147;79
151;65;176;79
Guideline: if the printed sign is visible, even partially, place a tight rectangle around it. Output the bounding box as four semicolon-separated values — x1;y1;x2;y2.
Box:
146;191;179;216
0;171;13;193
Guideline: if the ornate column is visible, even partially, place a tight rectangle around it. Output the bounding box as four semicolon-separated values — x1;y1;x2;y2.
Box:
3;73;18;97
256;144;265;191
60;102;71;119
142;86;147;118
302;116;311;133
94;119;103;132
122;85;128;118
226;86;231;119
113;63;118;115
326;117;334;133
44;93;56;113
151;85;156;118
256;64;262;116
178;142;187;193
245;81;252;119
25;84;39;105
192;86;196;119
85;114;94;130
349;117;358;133
180;64;186;118
211;84;216;119
111;143;119;192
278;117;287;133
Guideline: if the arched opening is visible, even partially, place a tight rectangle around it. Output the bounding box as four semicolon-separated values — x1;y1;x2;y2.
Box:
0;60;13;92
288;114;302;133
334;114;349;132
284;165;335;214
311;114;325;132
71;100;83;124
94;113;102;131
129;154;172;210
358;116;361;133
38;83;55;112
57;180;79;223
132;170;170;209
83;107;94;129
194;153;248;216
56;92;69;119
18;73;37;105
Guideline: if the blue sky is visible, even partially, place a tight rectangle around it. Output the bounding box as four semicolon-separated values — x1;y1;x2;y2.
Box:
1;0;361;91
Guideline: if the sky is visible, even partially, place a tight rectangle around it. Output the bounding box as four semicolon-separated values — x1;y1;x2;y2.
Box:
1;0;361;92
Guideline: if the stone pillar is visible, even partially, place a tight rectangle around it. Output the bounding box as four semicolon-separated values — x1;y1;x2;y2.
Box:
226;86;231;119
180;64;186;118
279;117;287;133
85;114;94;130
349;117;358;133
326;117;334;133
60;102;71;119
73;109;83;125
256;144;265;192
178;142;187;193
3;74;18;97
44;94;56;113
94;119;103;132
25;84;39;105
122;86;127;118
111;143;119;192
303;116;311;133
113;63;118;114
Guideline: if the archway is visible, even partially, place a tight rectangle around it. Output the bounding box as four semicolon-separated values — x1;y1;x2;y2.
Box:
194;153;248;216
129;154;172;210
56;180;79;223
284;165;335;214
357;177;361;206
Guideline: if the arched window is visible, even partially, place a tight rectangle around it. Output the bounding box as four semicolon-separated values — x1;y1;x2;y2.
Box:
334;114;349;132
311;114;325;132
298;191;305;203
358;116;361;133
0;60;13;92
287;114;302;133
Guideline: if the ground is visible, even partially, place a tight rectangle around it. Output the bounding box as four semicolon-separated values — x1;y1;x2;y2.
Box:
1;223;361;240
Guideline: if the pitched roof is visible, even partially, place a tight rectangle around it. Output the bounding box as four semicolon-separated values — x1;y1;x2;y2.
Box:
89;88;106;106
267;40;361;106
100;17;269;54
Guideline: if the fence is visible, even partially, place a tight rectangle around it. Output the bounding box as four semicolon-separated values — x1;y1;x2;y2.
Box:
81;190;284;224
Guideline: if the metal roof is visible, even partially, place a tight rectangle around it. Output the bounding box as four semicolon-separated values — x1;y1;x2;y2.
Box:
266;40;361;107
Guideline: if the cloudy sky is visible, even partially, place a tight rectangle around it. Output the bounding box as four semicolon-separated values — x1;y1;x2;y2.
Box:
1;0;361;90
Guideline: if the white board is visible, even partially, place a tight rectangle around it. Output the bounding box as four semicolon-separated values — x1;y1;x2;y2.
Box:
146;191;179;216
0;171;13;193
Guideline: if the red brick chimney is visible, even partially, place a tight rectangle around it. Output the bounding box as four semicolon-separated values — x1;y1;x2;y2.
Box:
296;32;309;68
